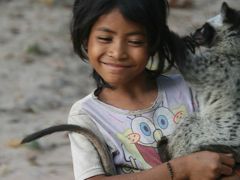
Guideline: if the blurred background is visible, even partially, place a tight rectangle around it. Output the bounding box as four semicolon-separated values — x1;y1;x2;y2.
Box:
0;0;239;179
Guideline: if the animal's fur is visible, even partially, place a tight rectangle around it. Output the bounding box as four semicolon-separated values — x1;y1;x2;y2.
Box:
161;2;240;162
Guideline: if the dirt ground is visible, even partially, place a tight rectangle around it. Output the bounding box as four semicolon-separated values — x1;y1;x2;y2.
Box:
0;0;239;179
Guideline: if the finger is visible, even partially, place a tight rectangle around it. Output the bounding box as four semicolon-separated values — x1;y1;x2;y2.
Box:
221;173;240;180
221;175;240;180
225;154;234;157
236;168;240;177
220;154;235;167
221;164;234;176
219;153;233;157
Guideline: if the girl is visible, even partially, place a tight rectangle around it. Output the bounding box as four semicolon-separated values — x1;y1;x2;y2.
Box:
68;0;237;179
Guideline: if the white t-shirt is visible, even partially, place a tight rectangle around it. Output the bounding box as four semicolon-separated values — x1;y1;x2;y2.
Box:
68;74;195;180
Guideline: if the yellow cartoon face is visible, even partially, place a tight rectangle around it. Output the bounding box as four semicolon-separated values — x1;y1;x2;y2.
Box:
115;105;189;171
153;106;188;136
118;118;163;169
131;116;163;146
117;128;154;170
153;107;175;136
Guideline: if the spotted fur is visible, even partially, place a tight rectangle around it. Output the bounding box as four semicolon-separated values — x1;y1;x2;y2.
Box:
165;2;240;162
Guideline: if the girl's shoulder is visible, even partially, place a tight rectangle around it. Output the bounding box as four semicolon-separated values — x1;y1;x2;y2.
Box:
68;93;105;135
68;93;94;117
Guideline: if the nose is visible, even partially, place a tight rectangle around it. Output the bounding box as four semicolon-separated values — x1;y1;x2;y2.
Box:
107;40;128;60
153;129;163;142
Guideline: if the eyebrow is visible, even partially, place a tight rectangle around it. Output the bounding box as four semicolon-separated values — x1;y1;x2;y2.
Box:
96;27;146;36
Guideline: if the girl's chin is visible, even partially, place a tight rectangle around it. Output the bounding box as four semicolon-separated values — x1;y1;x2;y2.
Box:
103;78;130;87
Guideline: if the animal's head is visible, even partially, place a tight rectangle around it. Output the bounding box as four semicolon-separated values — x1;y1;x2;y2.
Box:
192;2;240;48
180;2;240;89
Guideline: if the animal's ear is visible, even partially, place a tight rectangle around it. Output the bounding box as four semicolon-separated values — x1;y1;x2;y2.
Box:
220;2;239;24
221;2;230;21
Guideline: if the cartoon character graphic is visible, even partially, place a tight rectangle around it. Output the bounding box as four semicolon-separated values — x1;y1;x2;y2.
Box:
153;106;188;135
130;116;163;167
172;105;187;124
153;107;176;136
117;128;151;173
117;106;188;172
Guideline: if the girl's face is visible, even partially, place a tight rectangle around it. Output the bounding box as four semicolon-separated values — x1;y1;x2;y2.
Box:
87;8;149;87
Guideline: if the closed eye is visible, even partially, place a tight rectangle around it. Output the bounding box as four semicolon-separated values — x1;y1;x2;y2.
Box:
97;36;112;43
128;40;146;47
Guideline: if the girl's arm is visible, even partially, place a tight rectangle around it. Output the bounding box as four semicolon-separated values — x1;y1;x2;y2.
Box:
88;151;235;180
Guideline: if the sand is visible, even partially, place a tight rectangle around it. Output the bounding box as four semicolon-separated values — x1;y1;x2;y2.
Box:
0;0;239;179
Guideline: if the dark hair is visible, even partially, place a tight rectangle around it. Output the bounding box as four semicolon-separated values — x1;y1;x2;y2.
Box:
70;0;183;89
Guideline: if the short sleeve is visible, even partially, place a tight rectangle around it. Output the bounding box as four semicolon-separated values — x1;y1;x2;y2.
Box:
68;113;105;180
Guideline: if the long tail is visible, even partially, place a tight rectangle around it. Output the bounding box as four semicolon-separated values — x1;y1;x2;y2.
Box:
21;124;80;144
21;124;115;175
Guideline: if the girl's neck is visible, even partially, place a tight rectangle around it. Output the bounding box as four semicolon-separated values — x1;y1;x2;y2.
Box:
98;74;158;111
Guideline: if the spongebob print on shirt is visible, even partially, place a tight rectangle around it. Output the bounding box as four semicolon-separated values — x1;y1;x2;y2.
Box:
116;105;187;173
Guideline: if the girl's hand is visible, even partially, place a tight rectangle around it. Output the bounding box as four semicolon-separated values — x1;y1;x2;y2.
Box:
182;151;235;180
223;167;240;180
222;172;240;180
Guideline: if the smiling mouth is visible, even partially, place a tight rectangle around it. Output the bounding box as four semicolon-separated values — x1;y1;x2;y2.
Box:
101;62;132;69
